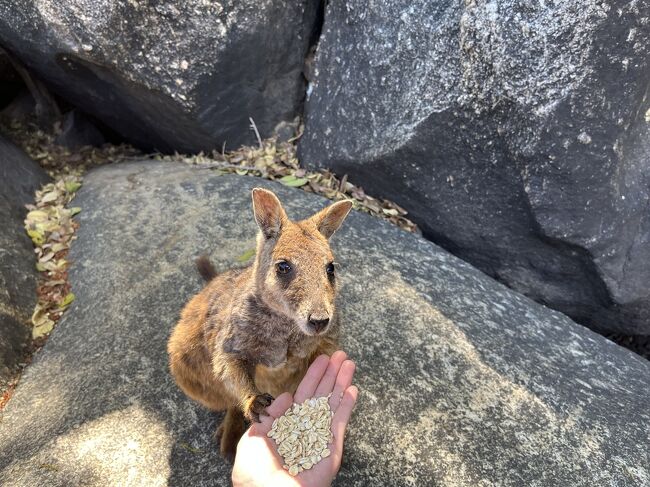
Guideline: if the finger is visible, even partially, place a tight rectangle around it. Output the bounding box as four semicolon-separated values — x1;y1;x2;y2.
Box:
329;360;356;411
251;392;294;437
249;414;274;436
266;392;293;418
294;354;330;403
314;350;347;398
330;385;358;463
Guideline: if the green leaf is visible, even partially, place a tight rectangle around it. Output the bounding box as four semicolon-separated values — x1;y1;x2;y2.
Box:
59;292;75;308
279;175;308;187
69;207;82;216
236;248;256;263
179;442;202;454
27;229;45;245
32;305;55;338
33;321;54;338
65;181;82;193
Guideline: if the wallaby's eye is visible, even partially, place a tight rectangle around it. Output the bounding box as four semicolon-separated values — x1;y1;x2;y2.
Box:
326;263;335;275
276;261;292;275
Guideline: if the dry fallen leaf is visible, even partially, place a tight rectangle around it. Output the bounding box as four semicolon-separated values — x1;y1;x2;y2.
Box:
24;173;82;339
59;292;75;308
280;175;309;187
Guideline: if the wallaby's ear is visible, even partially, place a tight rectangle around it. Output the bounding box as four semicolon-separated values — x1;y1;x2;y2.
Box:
252;188;287;239
310;200;353;239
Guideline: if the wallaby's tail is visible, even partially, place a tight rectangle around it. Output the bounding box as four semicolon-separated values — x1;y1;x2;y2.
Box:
196;255;217;281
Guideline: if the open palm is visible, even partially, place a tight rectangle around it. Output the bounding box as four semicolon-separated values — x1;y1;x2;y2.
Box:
232;351;358;487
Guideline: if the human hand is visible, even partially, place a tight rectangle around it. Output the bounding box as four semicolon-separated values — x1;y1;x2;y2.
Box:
232;351;358;487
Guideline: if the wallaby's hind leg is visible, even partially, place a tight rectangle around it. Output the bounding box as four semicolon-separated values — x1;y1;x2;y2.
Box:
171;365;228;411
215;407;247;462
168;338;231;411
168;304;234;412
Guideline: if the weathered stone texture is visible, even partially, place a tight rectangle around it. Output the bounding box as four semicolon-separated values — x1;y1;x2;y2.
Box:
300;0;650;335
1;162;648;486
0;135;49;389
0;1;319;152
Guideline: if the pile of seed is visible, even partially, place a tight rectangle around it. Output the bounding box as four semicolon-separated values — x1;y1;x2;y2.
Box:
267;395;333;476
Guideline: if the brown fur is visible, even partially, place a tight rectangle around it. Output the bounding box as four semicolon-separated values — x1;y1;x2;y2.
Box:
167;188;352;459
195;254;217;281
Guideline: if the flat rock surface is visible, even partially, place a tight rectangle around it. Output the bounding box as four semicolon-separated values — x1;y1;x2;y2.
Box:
0;135;49;389
1;161;649;486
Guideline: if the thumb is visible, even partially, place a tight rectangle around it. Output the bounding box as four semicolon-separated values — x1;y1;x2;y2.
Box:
330;385;359;466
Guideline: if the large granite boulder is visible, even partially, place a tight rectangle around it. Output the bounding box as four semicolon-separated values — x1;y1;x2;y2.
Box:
0;1;319;152
1;161;648;486
299;0;650;335
0;135;49;390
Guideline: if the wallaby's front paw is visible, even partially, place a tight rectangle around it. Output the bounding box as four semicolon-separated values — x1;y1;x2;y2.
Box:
243;393;274;423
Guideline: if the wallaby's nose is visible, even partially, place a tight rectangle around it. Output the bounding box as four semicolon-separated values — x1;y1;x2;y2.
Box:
308;315;330;333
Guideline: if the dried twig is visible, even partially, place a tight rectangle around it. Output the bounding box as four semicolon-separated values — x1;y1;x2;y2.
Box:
249;117;263;149
200;163;262;171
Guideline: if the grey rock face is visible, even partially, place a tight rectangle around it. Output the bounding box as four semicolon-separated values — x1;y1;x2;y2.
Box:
1;161;648;486
299;0;650;335
0;135;49;389
0;1;319;152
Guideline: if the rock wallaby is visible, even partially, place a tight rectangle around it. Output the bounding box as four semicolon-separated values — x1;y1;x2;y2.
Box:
167;188;352;459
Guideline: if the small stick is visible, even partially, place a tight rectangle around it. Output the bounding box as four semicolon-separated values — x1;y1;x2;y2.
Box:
249;117;263;149
201;163;261;171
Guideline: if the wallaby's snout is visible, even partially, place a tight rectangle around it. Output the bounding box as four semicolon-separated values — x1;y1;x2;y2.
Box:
251;188;352;337
308;314;330;334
